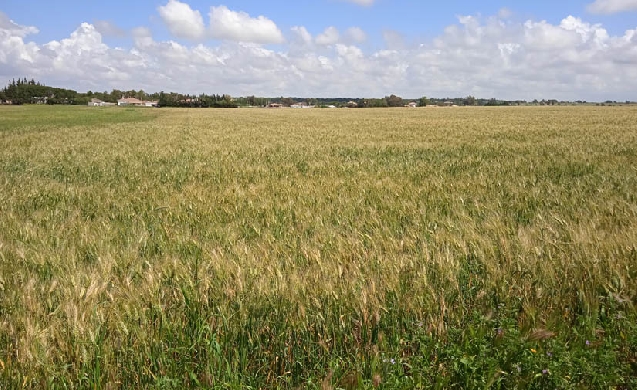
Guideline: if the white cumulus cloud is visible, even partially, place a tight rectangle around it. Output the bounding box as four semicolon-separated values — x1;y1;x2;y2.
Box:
131;27;153;48
316;27;340;45
587;0;637;14
209;6;283;44
345;27;367;43
157;0;206;40
291;26;313;45
0;11;39;38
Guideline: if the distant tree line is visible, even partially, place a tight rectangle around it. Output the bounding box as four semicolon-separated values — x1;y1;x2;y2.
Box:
157;92;238;108
267;95;425;108
0;78;238;108
2;77;628;108
0;78;85;105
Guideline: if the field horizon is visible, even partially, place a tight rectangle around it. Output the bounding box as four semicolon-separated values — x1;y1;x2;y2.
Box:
1;105;636;389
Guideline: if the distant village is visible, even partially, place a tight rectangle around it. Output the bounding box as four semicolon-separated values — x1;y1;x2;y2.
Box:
88;97;158;107
1;78;634;108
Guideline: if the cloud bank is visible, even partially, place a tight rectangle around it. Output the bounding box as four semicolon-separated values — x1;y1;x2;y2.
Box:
1;6;636;101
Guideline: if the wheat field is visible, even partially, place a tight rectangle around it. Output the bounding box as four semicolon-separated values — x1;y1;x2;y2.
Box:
1;105;636;389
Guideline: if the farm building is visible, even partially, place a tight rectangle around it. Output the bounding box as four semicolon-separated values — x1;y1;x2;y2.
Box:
117;98;158;107
88;98;116;107
291;102;315;109
118;98;143;106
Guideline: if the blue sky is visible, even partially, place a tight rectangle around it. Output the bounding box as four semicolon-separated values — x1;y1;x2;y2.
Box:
1;0;637;99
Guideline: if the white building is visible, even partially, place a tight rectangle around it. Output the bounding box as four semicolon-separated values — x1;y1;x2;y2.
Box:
117;98;158;107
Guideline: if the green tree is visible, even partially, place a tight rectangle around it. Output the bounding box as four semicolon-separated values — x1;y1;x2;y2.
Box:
158;91;170;107
464;95;476;106
110;89;123;102
385;94;403;107
368;98;388;108
419;96;428;107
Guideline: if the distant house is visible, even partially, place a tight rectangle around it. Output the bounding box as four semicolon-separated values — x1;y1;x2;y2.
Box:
291;102;315;109
407;101;417;108
268;103;283;108
88;98;115;107
89;98;104;106
118;98;144;106
442;101;454;107
117;97;157;107
346;101;358;108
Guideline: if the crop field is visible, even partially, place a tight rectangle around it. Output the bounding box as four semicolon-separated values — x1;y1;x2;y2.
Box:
1;105;637;389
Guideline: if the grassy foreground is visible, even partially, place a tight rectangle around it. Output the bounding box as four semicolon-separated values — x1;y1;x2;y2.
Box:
1;105;636;389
